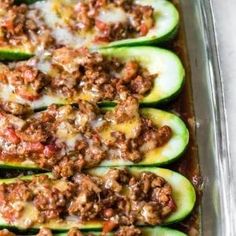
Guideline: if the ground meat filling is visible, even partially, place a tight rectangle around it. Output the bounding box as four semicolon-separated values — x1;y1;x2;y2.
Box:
50;47;155;101
0;180;32;222
0;226;142;236
53;0;154;43
0;0;154;48
0;0;53;49
115;226;142;236
129;172;176;224
0;63;50;102
0;47;155;108
0;98;172;177
0;169;176;227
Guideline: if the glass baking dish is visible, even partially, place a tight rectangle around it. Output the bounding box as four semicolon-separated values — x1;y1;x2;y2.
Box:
179;0;235;235
0;1;234;235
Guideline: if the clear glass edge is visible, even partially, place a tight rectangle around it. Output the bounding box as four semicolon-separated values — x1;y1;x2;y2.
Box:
180;0;234;235
200;1;234;235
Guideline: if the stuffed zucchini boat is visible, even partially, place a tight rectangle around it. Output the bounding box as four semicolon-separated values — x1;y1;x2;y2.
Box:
0;0;52;60
0;0;179;60
0;227;187;236
0;167;196;231
0;99;189;176
0;46;185;112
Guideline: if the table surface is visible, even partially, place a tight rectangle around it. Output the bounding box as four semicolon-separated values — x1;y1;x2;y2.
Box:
212;0;236;225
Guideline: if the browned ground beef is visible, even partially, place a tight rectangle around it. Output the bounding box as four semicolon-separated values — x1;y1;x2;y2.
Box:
0;47;155;112
0;98;172;177
0;0;154;47
0;0;53;48
50;47;155;100
115;226;142;236
0;180;32;221
0;169;176;227
69;0;154;42
0;64;49;102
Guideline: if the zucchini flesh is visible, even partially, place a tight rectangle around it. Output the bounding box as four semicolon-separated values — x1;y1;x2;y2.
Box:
0;108;189;169
0;167;196;230
0;46;185;108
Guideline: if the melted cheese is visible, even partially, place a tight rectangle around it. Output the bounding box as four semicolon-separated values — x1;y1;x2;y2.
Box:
100;116;141;142
97;7;128;24
90;117;106;130
0;83;65;110
31;0;129;48
65;135;83;149
0;84;20;103
55;121;85;150
31;95;63;109
54;179;70;192
36;60;52;74
32;1;89;48
14;203;39;228
52;0;74;23
32;1;62;28
53;28;86;48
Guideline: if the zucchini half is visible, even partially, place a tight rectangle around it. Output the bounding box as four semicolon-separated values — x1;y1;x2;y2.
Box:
99;108;189;167
99;47;185;106
0;47;185;108
12;0;179;49
106;0;180;47
0;108;189;169
0;227;187;236
56;227;187;236
0;167;196;231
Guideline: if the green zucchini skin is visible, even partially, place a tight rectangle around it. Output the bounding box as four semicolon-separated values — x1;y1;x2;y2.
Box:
14;0;42;4
0;108;189;169
0;167;196;231
0;47;185;108
0;48;33;61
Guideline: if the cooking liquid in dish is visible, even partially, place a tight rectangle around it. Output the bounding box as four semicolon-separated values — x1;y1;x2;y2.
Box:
164;0;201;234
